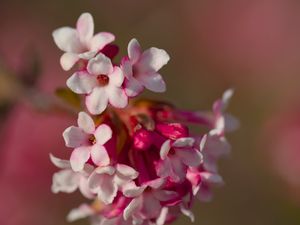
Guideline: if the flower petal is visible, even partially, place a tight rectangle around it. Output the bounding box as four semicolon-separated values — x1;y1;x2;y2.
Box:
123;197;142;220
52;27;82;53
138;72;166;93
176;148;203;167
90;32;115;52
160;140;171;160
116;164;139;180
124;77;144;97
77;12;94;44
138;47;170;73
87;53;113;75
77;111;95;134
172;137;195;148
49;154;71;169
156;207;169;225
91;145;110;166
94;124;112;145
67;204;94;222
142;192;161;218
63;126;87;148
128;38;142;64
60;52;79;71
52;169;80;193
70;146;91;172
67;71;97;94
86;87;108;115
122;182;146;198
107;86;128;108
108;66;124;87
153;190;178;202
98;175;118;204
79;177;94;199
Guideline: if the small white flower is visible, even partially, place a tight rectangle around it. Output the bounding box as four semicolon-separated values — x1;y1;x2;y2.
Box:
122;38;170;97
53;12;115;70
67;53;128;115
63;111;112;171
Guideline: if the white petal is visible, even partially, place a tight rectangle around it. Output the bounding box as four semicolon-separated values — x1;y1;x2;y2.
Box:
138;73;166;93
77;12;94;44
63;126;87;148
173;137;195;148
97;175;118;204
86;87;108;115
221;88;234;111
70;146;91;172
122;182;146;198
156;207;169;225
94;124;112;145
49;154;71;169
90;32;115;52
94;166;115;175
142;193;161;218
160;140;171;160
153;190;178;202
87;53;113;75
79;177;94;199
123;197;142;220
180;205;195;222
121;58;133;78
60;52;79;71
67;204;94;222
52;27;82;53
176;148;203;167
108;66;124;87
77;111;95;134
107;86;128;108
138;47;170;73
67;71;97;94
200;172;224;184
124;77;144;97
52;169;80;193
78;50;97;60
144;178;166;189
116;164;139;180
170;156;185;182
91;145;110;166
128;38;142;64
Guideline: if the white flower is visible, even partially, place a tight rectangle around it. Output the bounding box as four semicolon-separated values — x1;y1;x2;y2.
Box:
53;12;115;70
88;164;139;205
50;154;94;199
63;111;112;171
121;38;170;97
157;138;203;183
67;53;128;115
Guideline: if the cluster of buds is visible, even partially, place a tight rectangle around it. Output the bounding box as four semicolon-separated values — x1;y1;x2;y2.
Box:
50;13;238;225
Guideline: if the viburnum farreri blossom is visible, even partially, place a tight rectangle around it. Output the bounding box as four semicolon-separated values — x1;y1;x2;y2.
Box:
51;12;239;225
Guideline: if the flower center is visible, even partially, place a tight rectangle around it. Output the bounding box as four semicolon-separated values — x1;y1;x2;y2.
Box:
89;135;96;145
97;75;109;86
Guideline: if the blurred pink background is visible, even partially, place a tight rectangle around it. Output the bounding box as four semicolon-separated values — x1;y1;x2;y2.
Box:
1;0;300;224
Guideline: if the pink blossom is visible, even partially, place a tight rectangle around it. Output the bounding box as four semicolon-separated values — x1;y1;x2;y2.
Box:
121;38;170;97
67;53;128;114
63;111;112;171
53;12;115;71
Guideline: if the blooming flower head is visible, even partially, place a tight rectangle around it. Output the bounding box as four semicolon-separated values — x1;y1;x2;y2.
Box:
53;12;115;71
51;12;238;225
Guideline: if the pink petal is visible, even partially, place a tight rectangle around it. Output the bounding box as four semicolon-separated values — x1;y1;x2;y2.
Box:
60;52;79;71
142;192;161;218
70;146;91;171
90;145;110;166
172;137;195;148
176;148;203;167
90;32;115;52
128;38;142;64
97;175;118;204
86;87;108;115
180;205;195;222
124;77;144;97
78;177;94;199
63;126;87;148
170;156;186;182
138;72;166;93
49;154;71;169
144;178;166;189
123;197;142;220
116;164;139;180
121;57;133;78
77;111;95;134
107;86;128;108
94;124;112;145
138;47;170;73
67;204;94;222
52;169;80;193
153;190;178;202
66;71;97;94
52;27;82;53
108;66;124;87
87;53;113;75
156;207;169;225
122;182;146;198
76;13;94;44
200;172;223;184
160;140;171;160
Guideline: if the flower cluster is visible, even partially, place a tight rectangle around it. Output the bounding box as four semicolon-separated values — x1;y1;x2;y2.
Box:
51;13;238;225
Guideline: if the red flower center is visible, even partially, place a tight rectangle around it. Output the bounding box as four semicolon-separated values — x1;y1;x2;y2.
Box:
97;75;109;86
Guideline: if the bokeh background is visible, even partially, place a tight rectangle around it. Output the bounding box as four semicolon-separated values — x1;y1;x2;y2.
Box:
1;0;300;224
